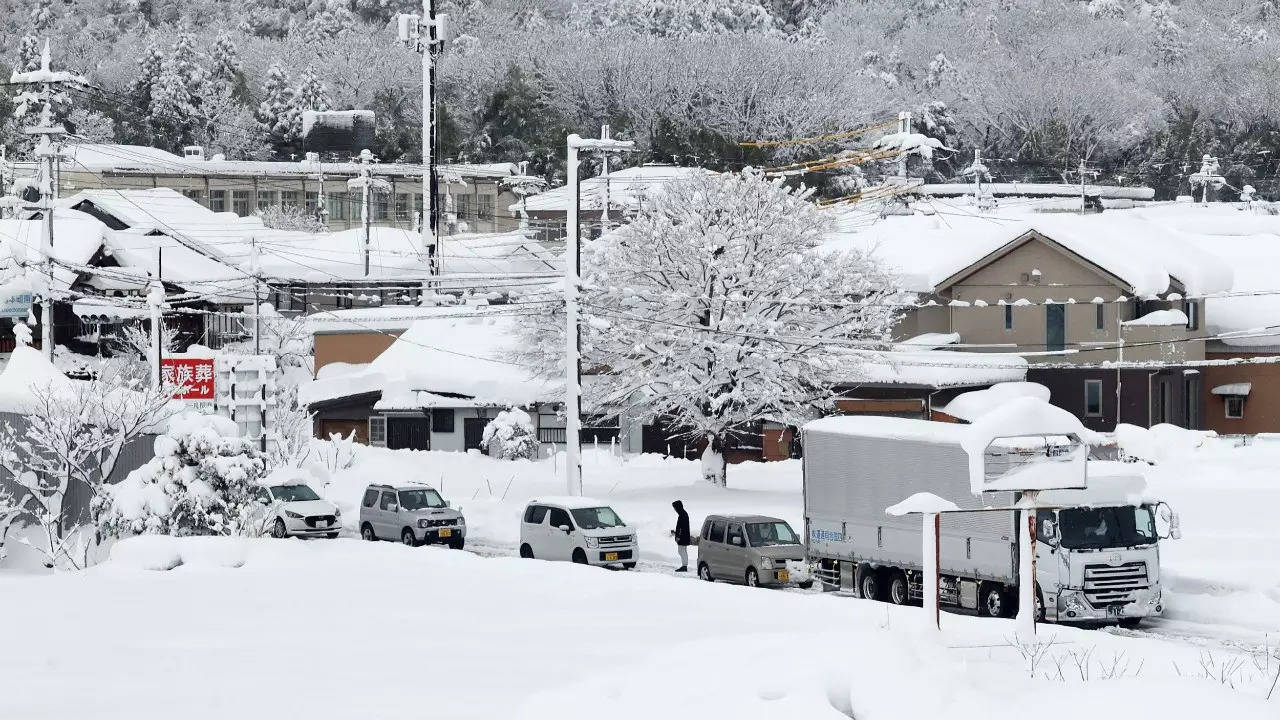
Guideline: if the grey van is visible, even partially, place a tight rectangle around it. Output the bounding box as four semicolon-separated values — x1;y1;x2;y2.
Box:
359;483;466;548
697;514;812;588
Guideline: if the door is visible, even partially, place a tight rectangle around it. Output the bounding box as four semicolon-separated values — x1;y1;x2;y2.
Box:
377;490;400;537
546;507;576;560
387;416;430;451
522;504;549;555
704;519;726;576
463;417;488;452
723;522;748;581
1046;303;1065;353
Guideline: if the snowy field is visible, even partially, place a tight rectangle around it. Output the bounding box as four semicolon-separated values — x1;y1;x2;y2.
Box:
2;442;1279;717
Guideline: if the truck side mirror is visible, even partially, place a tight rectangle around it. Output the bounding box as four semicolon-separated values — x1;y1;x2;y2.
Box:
1040;519;1057;542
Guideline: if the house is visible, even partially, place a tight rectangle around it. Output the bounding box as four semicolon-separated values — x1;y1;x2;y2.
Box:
829;202;1235;431
14;143;526;237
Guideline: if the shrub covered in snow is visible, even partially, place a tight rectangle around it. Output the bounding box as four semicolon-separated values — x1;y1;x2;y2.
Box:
94;413;270;538
481;408;539;460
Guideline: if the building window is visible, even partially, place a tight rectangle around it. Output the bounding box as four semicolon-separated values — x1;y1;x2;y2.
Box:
477;194;494;220
1183;300;1199;331
374;194;389;221
232;190;251;216
431;409;455;433
209;190;227;213
456;195;472;218
1095;303;1105;331
257;190;276;210
369;416;387;447
1084;379;1103;417
1225;396;1245;419
281;190;301;209
181;189;204;205
395;193;411;221
327;192;347;221
305;191;319;213
1003;303;1014;331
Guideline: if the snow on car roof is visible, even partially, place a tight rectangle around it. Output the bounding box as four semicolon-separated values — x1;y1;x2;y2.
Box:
527;496;617;509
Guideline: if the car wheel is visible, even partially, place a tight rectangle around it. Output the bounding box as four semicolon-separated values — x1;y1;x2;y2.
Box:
746;567;760;587
622;562;636;570
325;532;339;539
1118;617;1143;629
360;523;376;541
888;571;910;605
698;562;713;582
980;583;1009;618
571;548;588;564
271;518;287;539
519;543;534;559
401;529;419;547
798;580;814;590
448;536;465;550
859;568;883;601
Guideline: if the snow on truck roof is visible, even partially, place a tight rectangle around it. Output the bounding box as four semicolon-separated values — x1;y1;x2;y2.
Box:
804;397;1090;494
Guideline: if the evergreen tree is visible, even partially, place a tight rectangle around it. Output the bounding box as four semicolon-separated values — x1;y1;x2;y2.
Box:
255;64;299;155
290;66;331;142
303;2;358;43
16;36;41;72
210;34;242;92
30;0;55;33
128;43;164;118
147;32;206;151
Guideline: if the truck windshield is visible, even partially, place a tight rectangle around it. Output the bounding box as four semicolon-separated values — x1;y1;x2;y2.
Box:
571;507;625;530
398;489;446;510
746;522;800;547
1057;506;1157;550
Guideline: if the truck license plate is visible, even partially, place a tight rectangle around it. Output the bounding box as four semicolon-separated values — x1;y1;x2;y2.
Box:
439;529;451;538
777;570;790;582
1107;605;1123;617
604;552;618;562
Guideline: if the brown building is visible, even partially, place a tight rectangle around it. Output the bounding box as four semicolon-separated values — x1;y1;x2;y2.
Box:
1199;342;1280;435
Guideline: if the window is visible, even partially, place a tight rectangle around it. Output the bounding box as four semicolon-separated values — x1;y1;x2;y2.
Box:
362;488;380;508
374;195;389;221
1225;396;1245;419
701;519;712;540
369;416;387;447
256;190;275;210
1183;300;1200;331
306;191;319;213
477;194;494;219
232;190;251;216
708;520;726;543
281;190;301;209
456;194;472;218
209;190;227;213
524;505;549;524
395;193;411;221
431;409;455;433
1003;303;1014;331
182;189;204;205
327;192;347;220
547;507;573;530
726;523;745;545
379;491;398;510
1095;303;1105;331
1084;379;1103;417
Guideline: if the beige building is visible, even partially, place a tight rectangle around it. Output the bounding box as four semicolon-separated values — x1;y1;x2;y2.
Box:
17;144;526;236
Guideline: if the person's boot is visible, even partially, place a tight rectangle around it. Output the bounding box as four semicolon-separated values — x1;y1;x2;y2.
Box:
675;566;688;572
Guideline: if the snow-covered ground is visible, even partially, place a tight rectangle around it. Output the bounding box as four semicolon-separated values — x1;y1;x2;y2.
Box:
2;443;1278;717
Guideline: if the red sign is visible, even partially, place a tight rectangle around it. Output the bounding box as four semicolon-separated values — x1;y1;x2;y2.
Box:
161;358;216;400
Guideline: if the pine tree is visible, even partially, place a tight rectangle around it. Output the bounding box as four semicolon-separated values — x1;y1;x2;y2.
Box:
303;2;358;43
147;31;206;151
255;64;299;155
210;34;242;90
290;66;331;141
128;43;164;117
15;36;41;72
30;0;55;33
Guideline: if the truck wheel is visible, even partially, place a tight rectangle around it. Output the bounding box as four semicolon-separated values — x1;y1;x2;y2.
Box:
448;536;465;550
746;568;760;587
859;568;883;601
361;523;377;541
888;571;910;605
980;583;1009;618
1118;618;1142;629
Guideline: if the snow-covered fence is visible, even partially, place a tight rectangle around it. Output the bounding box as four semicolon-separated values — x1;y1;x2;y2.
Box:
0;411;157;529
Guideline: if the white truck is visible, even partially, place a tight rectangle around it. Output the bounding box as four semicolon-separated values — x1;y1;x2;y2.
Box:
802;410;1178;626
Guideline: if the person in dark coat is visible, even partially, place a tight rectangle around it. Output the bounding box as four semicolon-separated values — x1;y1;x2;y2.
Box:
672;500;691;572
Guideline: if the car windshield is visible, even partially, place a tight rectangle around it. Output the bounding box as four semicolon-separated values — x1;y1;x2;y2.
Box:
1057;506;1157;550
746;521;800;547
571;507;624;530
398;489;446;510
271;485;319;502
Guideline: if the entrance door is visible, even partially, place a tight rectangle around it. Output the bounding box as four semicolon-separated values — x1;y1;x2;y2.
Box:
463;417;488;452
1046;303;1065;352
387;416;430;450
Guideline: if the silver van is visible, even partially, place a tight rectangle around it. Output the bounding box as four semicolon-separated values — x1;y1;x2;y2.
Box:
697;514;811;588
358;483;466;548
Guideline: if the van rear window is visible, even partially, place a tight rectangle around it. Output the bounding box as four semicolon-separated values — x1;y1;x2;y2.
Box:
524;505;549;524
709;521;725;543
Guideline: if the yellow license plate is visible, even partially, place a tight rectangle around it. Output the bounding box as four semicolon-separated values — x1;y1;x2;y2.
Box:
439;529;452;538
777;570;790;582
604;552;619;562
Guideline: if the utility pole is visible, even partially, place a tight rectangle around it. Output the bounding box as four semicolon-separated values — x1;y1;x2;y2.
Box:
600;124;611;231
149;247;165;388
564;131;635;496
896;111;913;179
398;3;447;270
10;40;85;360
1073;158;1099;215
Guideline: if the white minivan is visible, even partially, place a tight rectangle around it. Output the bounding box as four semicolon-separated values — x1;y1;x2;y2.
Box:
518;497;638;569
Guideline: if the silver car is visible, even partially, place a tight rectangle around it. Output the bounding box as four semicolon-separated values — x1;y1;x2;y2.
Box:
358;483;466;549
696;514;812;588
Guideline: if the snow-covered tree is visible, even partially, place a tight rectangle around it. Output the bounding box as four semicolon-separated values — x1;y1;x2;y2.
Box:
303;2;358;43
125;42;165;140
0;343;175;568
210;34;243;92
525;170;902;486
66;108;116;143
94;413;270;538
570;0;784;37
15;36;41;72
255;64;299;154
482;408;539;460
290;66;331;140
30;0;55;33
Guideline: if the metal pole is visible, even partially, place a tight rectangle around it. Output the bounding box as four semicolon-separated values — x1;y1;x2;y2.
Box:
564;135;582;496
600;124;611;230
423;0;437;267
1079;158;1086;216
362;159;371;277
923;512;940;630
1016;496;1039;637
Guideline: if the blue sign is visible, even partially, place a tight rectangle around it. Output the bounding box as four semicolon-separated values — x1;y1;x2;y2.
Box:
810;528;844;543
0;282;33;319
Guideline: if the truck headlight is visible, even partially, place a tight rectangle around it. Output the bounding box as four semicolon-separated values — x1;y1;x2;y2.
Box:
1147;589;1162;605
418;519;430;529
760;558;774;570
1059;591;1085;612
585;536;599;548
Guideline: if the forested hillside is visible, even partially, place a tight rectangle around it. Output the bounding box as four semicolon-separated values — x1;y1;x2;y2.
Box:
3;0;1278;198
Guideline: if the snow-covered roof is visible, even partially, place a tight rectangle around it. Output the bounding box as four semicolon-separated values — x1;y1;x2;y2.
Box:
0;344;74;412
53;143;518;181
851;349;1027;388
1210;383;1251;396
299;306;553;408
515;165;712;214
1123;309;1188;326
895;332;960;350
940;381;1051;422
825;201;1234;297
917;183;1154;200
